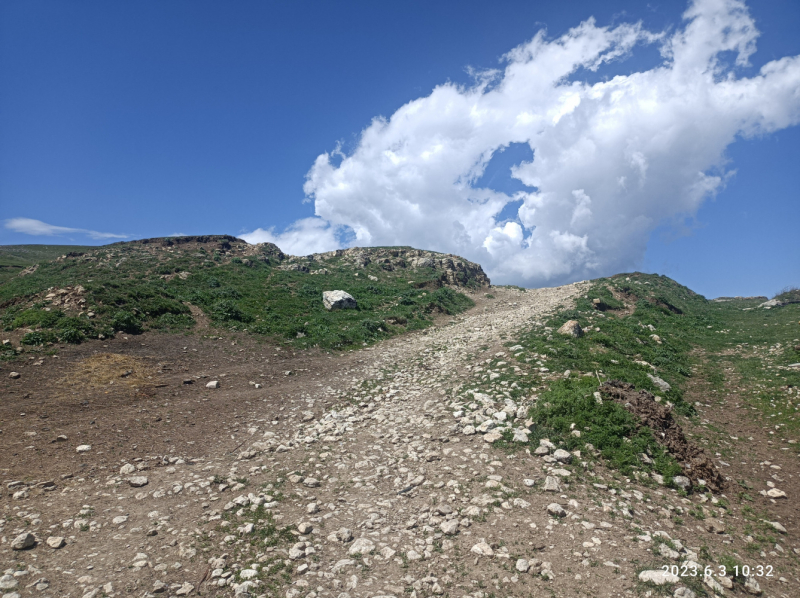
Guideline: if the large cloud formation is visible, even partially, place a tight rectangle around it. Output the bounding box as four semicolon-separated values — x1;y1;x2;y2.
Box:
244;0;800;286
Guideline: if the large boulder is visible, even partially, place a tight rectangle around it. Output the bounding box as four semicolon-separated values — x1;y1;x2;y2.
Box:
557;320;583;338
322;290;357;311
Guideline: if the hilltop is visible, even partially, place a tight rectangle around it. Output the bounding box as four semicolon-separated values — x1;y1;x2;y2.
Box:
0;235;488;352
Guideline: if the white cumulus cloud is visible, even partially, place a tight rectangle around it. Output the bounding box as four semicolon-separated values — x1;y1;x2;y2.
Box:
4;218;128;240
240;217;341;256
253;0;800;286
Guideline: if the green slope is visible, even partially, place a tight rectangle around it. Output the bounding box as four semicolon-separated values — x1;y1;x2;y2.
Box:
1;236;484;353
0;244;95;284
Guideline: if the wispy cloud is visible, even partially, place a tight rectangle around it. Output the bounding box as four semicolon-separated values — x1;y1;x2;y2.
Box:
4;218;128;240
247;0;800;286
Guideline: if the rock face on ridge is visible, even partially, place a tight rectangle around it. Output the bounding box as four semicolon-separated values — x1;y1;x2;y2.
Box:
273;246;490;288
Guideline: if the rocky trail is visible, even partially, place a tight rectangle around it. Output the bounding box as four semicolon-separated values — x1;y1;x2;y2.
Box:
2;284;798;598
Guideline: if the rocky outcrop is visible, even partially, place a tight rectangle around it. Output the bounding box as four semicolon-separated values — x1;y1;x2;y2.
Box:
278;246;490;288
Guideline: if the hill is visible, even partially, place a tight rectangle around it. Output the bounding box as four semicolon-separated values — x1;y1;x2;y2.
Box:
0;235;489;352
0;243;95;284
0;248;798;598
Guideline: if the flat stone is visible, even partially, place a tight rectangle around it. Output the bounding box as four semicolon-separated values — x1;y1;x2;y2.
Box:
553;449;572;464
46;536;65;549
483;430;503;444
546;503;566;518
0;574;18;590
766;520;787;534
638;569;679;585
120;463;136;475
76;444;92;453
543;476;561;492
647;373;671;392
348;537;375;555
128;476;149;488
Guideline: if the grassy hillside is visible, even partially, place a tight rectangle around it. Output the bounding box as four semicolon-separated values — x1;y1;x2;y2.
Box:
0;244;95;284
0;236;486;353
455;272;800;489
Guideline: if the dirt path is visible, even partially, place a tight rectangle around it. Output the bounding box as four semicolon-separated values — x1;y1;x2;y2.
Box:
2;283;798;598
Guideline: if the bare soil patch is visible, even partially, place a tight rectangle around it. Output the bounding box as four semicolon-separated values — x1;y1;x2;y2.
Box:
601;380;726;491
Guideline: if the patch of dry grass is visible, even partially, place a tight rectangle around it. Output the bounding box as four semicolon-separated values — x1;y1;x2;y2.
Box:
60;353;158;391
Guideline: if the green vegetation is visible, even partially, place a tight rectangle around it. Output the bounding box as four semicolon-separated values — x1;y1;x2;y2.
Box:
466;273;800;484
773;285;800;303
0;244;94;284
508;272;800;479
0;237;478;352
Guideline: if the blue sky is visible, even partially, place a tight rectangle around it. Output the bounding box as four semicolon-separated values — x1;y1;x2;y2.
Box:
1;0;798;298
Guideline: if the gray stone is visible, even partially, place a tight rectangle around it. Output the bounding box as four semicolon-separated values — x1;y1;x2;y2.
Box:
348;537;375;555
546;503;566;518
515;558;530;572
323;290;357;310
128;476;149;488
647;373;671;392
766;520;787;534
704;518;725;534
206;380;220;389
0;574;19;590
512;429;529;442
120;463;136;475
543;476;561;492
329;527;353;543
470;540;494;557
557;320;583;337
758;299;783;308
11;532;35;550
744;576;762;595
483;430;503;444
76;444;91;453
553;449;572;464
639;570;679;585
440;519;459;535
672;475;691;491
46;536;65;548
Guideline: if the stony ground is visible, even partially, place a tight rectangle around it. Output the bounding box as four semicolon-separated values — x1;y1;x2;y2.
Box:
1;284;798;598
